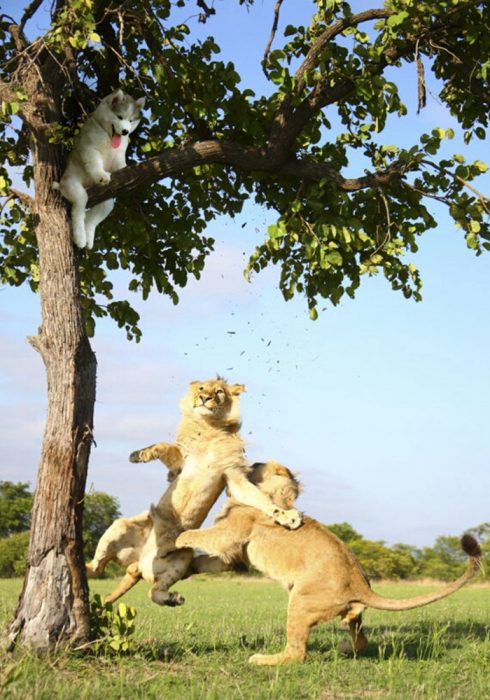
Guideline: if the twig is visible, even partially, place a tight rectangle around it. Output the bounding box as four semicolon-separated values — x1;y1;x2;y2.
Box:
372;188;392;255
422;159;490;215
415;39;426;113
262;0;285;76
1;188;34;215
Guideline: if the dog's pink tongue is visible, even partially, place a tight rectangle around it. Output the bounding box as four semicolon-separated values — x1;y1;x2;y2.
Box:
111;134;122;149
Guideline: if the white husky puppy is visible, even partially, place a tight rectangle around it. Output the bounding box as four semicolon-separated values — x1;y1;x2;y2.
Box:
53;90;145;249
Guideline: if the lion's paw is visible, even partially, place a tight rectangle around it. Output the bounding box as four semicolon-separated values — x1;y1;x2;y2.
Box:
150;589;185;607
129;449;148;463
249;652;298;666
273;508;303;530
175;532;194;549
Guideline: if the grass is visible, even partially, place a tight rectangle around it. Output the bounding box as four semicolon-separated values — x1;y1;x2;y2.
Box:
1;576;489;699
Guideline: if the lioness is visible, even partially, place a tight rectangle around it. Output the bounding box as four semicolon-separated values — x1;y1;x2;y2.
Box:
86;378;302;605
176;470;482;666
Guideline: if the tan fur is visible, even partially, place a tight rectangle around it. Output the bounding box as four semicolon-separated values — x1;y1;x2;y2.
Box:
86;379;302;605
177;464;482;665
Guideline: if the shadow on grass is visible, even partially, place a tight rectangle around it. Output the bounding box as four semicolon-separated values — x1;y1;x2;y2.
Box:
331;620;489;662
127;620;489;664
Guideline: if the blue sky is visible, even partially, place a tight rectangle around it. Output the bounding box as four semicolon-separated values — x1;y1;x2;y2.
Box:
1;0;489;546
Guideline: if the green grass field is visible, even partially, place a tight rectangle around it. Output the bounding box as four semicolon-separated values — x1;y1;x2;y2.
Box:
1;576;489;699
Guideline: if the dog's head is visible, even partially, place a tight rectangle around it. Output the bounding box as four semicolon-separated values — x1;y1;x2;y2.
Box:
97;89;145;138
249;461;302;509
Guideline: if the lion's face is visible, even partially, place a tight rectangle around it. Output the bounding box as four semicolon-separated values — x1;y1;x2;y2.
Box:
249;461;302;509
185;378;245;420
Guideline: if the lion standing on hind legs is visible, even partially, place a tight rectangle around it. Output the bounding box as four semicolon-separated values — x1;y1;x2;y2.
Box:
177;467;482;666
86;377;303;606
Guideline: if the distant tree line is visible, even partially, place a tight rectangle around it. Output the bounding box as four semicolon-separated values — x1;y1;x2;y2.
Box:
0;481;121;577
327;522;490;581
0;481;488;580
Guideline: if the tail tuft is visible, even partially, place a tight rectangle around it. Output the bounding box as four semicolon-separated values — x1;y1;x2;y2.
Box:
461;533;481;558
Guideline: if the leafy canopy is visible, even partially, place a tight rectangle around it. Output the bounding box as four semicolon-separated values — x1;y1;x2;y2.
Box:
0;0;489;334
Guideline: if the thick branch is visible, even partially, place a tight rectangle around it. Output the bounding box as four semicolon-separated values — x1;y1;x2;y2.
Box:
86;139;412;206
269;2;482;157
294;8;392;95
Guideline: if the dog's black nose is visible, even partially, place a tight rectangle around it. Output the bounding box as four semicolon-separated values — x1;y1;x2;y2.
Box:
122;129;129;135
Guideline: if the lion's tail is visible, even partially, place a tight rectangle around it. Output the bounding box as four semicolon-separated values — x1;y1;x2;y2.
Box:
358;534;482;612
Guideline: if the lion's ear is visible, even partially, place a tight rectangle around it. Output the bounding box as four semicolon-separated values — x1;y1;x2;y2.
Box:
230;383;246;396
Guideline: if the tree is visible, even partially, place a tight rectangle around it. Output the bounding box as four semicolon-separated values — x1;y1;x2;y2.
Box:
0;483;121;577
83;491;121;560
1;0;488;651
327;521;363;544
0;481;33;537
0;531;30;577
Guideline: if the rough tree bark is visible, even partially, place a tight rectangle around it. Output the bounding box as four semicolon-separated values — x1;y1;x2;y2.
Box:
6;57;96;652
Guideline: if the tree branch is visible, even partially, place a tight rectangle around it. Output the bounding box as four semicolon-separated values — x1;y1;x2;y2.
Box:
268;2;482;158
421;159;490;214
262;0;285;75
20;0;44;33
294;8;392;96
8;187;35;209
85;139;413;207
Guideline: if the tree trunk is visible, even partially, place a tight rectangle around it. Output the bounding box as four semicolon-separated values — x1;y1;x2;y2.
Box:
7;89;97;652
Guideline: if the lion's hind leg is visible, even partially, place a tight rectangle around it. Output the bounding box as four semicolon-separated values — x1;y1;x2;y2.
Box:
249;592;340;666
105;563;142;604
149;549;194;606
338;605;368;656
176;517;246;565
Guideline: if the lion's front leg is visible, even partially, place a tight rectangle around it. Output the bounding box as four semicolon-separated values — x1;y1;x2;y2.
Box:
225;470;303;530
129;442;183;472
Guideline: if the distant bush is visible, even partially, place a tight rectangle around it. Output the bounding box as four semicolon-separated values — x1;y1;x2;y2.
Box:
0;531;30;577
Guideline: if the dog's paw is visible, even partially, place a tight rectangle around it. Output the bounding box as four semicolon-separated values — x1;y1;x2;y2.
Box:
72;233;87;249
273;508;303;530
98;172;111;185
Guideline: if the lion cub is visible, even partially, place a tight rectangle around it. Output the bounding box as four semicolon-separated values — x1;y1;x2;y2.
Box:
87;378;302;606
177;467;482;666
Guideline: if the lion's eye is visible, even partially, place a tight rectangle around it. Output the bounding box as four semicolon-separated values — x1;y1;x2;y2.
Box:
216;389;225;396
199;386;204;391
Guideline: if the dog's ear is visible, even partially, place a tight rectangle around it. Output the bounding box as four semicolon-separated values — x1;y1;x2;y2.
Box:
136;97;146;109
111;89;124;107
230;383;246;396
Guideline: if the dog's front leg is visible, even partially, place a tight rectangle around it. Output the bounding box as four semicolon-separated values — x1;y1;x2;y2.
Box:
82;147;111;185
